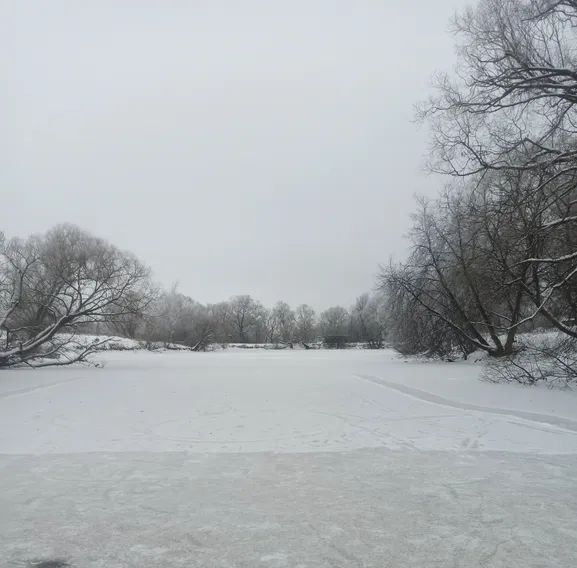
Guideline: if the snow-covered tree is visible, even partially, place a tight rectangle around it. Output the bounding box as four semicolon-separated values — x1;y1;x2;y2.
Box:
0;224;151;367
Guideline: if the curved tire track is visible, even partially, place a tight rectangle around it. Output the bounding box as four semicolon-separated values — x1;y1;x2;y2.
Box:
354;373;577;434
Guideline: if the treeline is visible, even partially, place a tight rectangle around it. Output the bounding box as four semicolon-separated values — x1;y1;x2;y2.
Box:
380;0;577;383
0;223;386;368
109;288;386;351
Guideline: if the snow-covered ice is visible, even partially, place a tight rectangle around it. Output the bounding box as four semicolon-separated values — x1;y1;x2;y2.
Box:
1;349;577;567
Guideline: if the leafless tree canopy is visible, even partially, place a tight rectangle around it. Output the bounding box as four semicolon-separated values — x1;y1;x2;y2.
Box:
0;225;152;368
381;0;577;378
136;292;385;350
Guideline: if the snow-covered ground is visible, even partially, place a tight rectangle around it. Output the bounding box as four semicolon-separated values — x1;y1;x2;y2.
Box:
1;349;577;567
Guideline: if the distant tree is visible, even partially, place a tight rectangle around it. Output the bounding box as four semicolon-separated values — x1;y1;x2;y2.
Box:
319;306;349;347
143;286;214;350
229;295;264;343
263;307;278;343
320;306;349;336
295;304;317;345
271;301;296;345
350;293;387;348
251;302;269;343
208;301;234;344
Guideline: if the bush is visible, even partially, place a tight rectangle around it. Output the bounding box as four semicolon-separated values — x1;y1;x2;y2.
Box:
484;333;577;388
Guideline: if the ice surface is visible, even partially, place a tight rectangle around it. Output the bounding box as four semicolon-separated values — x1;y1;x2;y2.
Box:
1;349;577;567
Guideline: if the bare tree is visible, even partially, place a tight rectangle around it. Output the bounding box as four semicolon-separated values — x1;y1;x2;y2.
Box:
0;224;152;368
422;0;577;179
320;306;350;347
0;233;40;353
295;304;317;345
382;0;577;367
142;286;214;350
350;293;387;348
208;301;234;344
271;301;296;346
228;295;264;343
380;172;543;357
420;0;577;339
262;307;278;344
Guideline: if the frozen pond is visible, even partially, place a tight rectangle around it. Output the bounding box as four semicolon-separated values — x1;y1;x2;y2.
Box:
1;349;577;567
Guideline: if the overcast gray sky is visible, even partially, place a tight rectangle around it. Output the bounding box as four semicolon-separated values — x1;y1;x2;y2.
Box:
1;0;467;311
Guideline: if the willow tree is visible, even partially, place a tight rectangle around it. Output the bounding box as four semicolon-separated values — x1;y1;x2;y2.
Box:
0;225;152;368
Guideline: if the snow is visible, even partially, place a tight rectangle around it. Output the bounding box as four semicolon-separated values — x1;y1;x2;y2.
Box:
1;349;577;566
54;333;190;352
56;333;144;351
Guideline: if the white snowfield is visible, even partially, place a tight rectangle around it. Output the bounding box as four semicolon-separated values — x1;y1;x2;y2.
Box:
1;349;577;567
